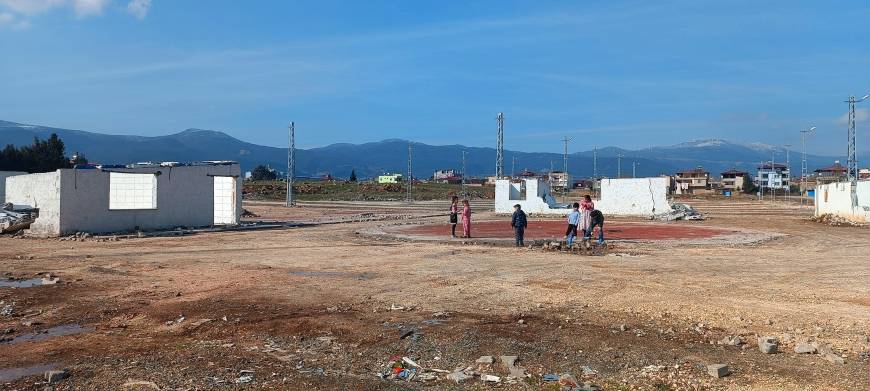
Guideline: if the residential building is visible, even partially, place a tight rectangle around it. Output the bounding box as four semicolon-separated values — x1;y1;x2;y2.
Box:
860;168;870;180
674;167;711;194
377;173;403;184
720;169;748;192
756;162;789;190
433;169;456;180
548;171;572;192
814;161;848;185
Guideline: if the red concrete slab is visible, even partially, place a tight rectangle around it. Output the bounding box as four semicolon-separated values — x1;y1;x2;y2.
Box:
397;220;735;241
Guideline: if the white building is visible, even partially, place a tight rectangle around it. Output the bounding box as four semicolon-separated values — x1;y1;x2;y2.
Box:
756;162;790;190
495;177;669;216
4;162;241;237
433;169;456;180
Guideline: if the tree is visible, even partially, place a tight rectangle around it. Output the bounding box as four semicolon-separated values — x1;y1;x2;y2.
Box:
251;165;278;181
0;133;74;173
349;169;357;182
742;174;758;194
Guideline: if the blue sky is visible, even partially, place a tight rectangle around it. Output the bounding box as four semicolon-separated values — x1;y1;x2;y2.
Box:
1;1;870;156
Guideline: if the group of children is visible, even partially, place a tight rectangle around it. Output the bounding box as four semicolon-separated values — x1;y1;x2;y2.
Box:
510;194;605;248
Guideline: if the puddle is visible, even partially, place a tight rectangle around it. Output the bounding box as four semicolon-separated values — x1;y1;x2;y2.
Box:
290;271;377;280
0;278;58;288
2;324;94;345
0;363;58;383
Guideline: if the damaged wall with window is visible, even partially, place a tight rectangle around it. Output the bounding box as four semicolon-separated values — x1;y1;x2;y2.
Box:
5;162;241;237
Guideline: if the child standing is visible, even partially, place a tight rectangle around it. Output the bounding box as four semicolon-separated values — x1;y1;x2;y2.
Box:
511;204;528;247
580;195;595;239
461;200;472;238
449;196;459;238
565;202;580;247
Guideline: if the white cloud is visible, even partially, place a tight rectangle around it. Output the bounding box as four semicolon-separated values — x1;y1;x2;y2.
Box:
836;107;870;126
0;0;112;21
126;0;148;19
0;9;30;29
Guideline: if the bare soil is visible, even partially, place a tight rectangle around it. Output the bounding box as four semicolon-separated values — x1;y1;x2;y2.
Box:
0;199;868;390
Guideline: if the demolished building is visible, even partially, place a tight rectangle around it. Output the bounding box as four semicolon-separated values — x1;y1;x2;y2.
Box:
3;162;241;237
495;177;670;217
815;181;870;223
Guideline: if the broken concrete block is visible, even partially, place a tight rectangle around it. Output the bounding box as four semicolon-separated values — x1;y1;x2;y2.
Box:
794;343;817;354
823;353;845;365
706;364;730;378
45;369;69;384
500;355;526;378
480;374;500;382
559;373;579;388
758;336;779;354
475;355;494;364
446;371;471;383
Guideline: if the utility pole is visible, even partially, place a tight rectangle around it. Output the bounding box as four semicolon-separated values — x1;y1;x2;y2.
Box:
771;151;776;202
592;146;598;179
406;142;412;203
784;144;791;201
632;161;638;178
511;155;516;178
800;126;816;206
617;153;624;178
561;136;572;195
286;122;295;207
461;150;467;196
496;112;504;178
845;95;869;182
759;160;764;201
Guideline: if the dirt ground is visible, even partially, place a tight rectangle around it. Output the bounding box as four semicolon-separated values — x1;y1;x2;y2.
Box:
1;199;868;390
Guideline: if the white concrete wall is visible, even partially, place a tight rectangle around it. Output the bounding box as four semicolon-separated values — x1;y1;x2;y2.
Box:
5;171;63;236
495;178;569;215
596;177;670;216
55;164;241;235
815;181;870;223
1;171;27;203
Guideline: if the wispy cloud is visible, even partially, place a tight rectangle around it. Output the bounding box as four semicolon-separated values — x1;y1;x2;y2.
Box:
126;0;148;19
835;107;870;126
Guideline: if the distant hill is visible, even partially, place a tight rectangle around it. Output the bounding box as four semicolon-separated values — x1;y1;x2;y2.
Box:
0;120;846;179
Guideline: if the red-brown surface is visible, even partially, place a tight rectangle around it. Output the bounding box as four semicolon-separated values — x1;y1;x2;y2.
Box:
399;220;735;240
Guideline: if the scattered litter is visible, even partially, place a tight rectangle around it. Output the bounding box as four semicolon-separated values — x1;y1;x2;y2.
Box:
44;369;69;384
402;357;421;368
542;374;560;382
165;315;186;326
235;370;255;384
500;355;526;378
447;370;472;383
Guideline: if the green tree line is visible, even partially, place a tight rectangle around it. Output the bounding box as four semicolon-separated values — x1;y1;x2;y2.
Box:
0;133;86;173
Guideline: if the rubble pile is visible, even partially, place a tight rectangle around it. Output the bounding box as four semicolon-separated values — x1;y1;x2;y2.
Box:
655;203;706;221
0;204;36;234
811;213;865;227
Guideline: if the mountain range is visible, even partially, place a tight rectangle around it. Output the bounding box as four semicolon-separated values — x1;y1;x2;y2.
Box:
1;120;849;179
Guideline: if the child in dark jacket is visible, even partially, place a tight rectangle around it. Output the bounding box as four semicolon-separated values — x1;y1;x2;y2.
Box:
510;204;528;247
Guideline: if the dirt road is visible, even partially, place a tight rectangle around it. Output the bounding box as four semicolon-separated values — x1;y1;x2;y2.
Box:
1;199;868;390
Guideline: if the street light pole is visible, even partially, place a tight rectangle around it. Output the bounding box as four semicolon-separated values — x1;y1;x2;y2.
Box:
800;126;816;206
784;144;791;202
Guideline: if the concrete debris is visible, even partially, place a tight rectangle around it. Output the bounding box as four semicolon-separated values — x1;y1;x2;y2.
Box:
655;203;706;221
706;364;730;378
720;335;745;346
823;353;845;365
794;342;817;354
479;374;501;382
447;371;472;383
812;213;865;227
475;356;494;364
757;336;779;354
500;355;526;378
1;304;13;317
0;208;36;234
44;369;69;384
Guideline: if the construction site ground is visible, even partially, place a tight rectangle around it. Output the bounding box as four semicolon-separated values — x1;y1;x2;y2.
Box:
1;199;868;390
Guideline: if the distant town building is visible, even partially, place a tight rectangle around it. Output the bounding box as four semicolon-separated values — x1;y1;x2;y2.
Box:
377;173;403;184
548;171;572;192
433;169;456;180
720;169;748;193
756;162;789;190
674;167;711;194
860;168;870;180
814;161;848;185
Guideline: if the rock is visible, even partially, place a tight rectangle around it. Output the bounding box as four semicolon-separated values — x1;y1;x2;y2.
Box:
720;335;744;346
475;355;494;364
706;364;730;378
517;319;525;325
447;371;472;383
758;336;779;354
823;353;845;365
581;366;597;376
500;355;526;378
45;369;69;384
559;373;579;388
794;343;817;354
480;374;501;382
235;370;255;384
